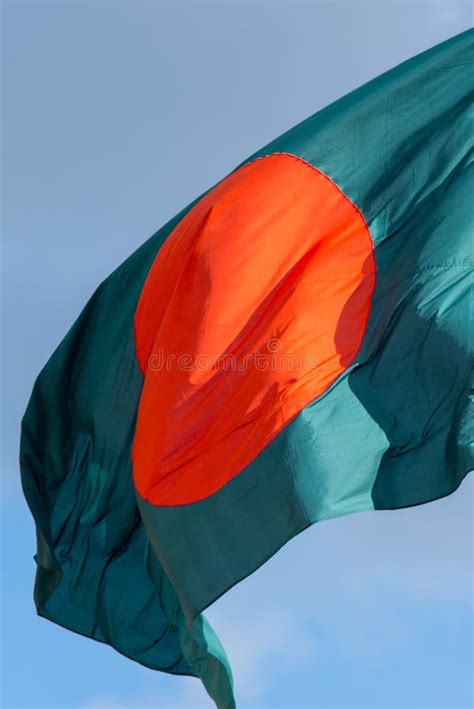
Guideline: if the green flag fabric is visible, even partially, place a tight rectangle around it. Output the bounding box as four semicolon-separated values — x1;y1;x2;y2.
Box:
20;30;473;708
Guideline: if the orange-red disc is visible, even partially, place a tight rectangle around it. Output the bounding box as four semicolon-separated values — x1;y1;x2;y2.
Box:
133;153;376;506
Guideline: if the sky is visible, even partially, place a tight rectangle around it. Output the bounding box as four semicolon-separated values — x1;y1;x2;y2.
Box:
1;1;473;708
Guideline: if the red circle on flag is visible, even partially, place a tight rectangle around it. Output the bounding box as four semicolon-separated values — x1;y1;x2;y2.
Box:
133;153;376;506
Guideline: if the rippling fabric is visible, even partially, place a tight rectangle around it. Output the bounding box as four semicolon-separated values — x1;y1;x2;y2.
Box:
20;30;473;708
133;153;376;505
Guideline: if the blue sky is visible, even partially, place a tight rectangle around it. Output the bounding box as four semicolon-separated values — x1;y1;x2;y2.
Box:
2;1;473;707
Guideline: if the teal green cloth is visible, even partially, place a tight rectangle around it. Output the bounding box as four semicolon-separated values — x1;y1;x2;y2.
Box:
21;30;473;707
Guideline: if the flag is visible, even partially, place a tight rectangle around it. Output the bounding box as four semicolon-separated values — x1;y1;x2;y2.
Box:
20;29;473;708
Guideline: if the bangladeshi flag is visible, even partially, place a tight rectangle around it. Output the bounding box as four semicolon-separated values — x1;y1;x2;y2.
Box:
20;29;473;708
